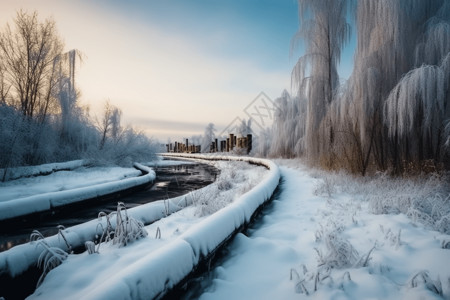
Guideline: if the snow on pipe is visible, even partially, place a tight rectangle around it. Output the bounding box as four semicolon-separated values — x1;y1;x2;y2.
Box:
83;154;280;300
0;166;209;278
0;165;156;222
0;155;279;299
0;166;156;278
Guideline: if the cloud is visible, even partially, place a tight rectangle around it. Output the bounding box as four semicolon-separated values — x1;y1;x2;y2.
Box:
0;0;292;142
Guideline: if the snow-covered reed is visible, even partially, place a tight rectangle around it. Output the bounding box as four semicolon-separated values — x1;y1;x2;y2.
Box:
30;230;69;288
96;202;148;249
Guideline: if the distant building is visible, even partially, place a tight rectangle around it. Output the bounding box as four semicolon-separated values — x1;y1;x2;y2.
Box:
166;134;252;154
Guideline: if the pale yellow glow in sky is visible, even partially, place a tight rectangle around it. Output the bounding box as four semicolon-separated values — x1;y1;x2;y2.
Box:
0;0;291;141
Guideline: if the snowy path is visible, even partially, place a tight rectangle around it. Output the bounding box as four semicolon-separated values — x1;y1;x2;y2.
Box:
198;166;450;300
197;166;320;299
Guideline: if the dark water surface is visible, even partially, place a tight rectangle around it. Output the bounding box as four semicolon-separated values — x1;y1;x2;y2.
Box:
0;162;218;252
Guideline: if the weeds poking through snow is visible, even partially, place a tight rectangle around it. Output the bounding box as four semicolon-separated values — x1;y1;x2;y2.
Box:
380;226;402;249
409;271;443;296
314;175;337;197
315;231;359;269
30;230;68;287
292;196;378;294
155;227;161;239
290;268;300;281
164;198;170;216
342;271;351;281
290;263;333;295
354;244;376;268
85;241;97;254
96;202;148;250
56;225;72;254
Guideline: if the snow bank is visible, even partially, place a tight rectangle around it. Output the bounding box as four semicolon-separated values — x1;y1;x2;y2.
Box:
0;164;155;221
0;160;86;181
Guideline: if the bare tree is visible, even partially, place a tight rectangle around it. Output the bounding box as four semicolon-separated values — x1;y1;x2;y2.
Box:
98;100;113;150
97;100;123;150
0;10;64;120
110;106;122;144
0;65;10;104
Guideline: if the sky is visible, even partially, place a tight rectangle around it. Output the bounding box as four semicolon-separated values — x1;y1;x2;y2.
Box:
0;0;355;142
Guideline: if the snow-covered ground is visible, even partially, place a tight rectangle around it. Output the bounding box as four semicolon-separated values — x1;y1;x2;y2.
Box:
198;162;450;300
26;158;273;299
3;156;449;299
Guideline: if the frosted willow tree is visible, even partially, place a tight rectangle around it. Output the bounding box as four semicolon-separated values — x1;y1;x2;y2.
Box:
384;53;450;170
270;90;307;158
352;0;438;172
333;0;449;174
292;0;351;165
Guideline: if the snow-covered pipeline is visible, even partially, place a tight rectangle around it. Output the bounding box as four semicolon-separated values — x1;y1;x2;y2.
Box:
0;155;279;299
0;163;156;222
84;154;281;300
0;166;206;281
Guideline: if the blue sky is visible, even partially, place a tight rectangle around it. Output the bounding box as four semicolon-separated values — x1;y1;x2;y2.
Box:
1;0;355;141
